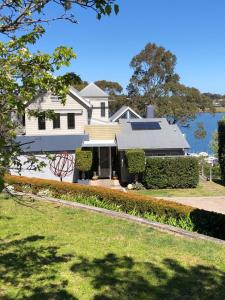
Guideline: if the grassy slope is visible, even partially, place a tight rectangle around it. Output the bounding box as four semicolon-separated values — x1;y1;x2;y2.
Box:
0;194;225;300
135;180;225;197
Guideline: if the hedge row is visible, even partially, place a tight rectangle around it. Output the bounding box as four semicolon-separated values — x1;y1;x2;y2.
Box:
143;157;199;189
4;175;225;240
5;175;190;218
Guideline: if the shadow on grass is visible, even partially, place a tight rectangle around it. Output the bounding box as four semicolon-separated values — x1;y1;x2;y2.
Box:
0;235;76;299
0;215;13;220
190;208;225;240
1;235;225;299
71;253;225;300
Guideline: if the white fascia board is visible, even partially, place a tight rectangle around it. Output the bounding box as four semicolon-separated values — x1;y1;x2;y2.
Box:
53;109;83;114
82;139;116;147
111;107;142;122
69;86;92;108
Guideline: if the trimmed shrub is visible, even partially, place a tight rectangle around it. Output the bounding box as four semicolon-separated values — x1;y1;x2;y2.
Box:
125;149;145;174
75;148;93;172
4;175;225;239
143;157;199;189
0;176;4;192
4;175;193;219
218;120;225;183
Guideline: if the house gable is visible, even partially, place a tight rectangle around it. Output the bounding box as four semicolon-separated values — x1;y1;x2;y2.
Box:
110;106;142;122
79;82;108;98
80;83;109;121
25;88;91;136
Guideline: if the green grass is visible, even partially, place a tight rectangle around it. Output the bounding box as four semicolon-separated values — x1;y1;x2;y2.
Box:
135;180;225;197
0;194;225;299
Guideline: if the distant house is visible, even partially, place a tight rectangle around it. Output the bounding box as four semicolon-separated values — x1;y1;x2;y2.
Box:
14;83;190;183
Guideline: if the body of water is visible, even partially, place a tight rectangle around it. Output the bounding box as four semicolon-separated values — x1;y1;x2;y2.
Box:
179;112;225;154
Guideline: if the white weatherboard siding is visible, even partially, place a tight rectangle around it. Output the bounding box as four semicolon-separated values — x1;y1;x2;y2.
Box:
89;98;109;121
25;93;88;136
24;83;110;136
11;155;75;183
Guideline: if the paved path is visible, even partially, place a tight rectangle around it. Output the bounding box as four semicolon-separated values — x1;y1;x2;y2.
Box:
157;196;225;215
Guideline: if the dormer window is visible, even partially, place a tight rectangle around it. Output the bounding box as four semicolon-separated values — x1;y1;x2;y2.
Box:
101;102;106;117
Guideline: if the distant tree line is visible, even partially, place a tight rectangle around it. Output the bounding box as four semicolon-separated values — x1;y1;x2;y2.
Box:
203;93;225;100
76;43;215;124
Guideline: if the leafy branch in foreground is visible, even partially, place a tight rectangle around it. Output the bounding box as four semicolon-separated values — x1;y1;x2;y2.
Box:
0;0;120;189
0;0;119;36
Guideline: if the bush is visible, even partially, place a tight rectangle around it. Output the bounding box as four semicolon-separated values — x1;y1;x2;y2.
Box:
5;175;189;218
0;176;4;192
125;149;145;174
203;163;221;180
5;174;225;240
143;157;199;189
218;120;225;183
75;148;92;172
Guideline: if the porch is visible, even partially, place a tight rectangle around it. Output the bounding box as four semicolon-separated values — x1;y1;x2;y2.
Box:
82;140;119;179
82;123;122;180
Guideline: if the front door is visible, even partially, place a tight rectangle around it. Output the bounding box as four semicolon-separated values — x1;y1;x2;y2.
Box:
99;147;110;178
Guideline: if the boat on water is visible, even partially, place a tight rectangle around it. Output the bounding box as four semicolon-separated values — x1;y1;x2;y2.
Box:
181;124;191;128
189;152;218;164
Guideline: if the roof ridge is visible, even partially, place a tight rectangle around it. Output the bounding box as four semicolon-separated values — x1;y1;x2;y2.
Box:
79;82;108;97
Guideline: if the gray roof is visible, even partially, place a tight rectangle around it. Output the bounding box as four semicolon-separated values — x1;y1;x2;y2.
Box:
110;106;142;121
69;86;92;108
16;135;87;153
116;118;190;150
79;83;108;98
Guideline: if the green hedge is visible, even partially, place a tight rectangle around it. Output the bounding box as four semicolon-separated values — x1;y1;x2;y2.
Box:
143;157;199;189
125;149;145;174
5;175;225;240
75;148;93;172
218;120;225;183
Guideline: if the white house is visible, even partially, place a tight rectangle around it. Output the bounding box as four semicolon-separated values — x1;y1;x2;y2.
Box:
25;83;109;136
14;82;190;183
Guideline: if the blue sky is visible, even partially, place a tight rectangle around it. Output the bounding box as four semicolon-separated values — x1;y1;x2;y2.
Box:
34;0;225;94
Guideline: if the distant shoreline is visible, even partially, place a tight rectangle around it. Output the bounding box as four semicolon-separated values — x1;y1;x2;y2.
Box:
180;112;225;154
215;107;225;113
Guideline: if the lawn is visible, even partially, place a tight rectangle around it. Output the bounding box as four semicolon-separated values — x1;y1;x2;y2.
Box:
0;194;225;299
135;180;225;197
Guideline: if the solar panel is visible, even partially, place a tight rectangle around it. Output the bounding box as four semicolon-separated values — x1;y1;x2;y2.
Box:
131;122;161;130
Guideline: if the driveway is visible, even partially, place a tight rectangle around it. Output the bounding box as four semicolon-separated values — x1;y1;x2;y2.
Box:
158;196;225;215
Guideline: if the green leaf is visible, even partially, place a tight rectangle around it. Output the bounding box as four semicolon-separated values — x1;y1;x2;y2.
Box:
105;5;112;16
114;4;119;15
